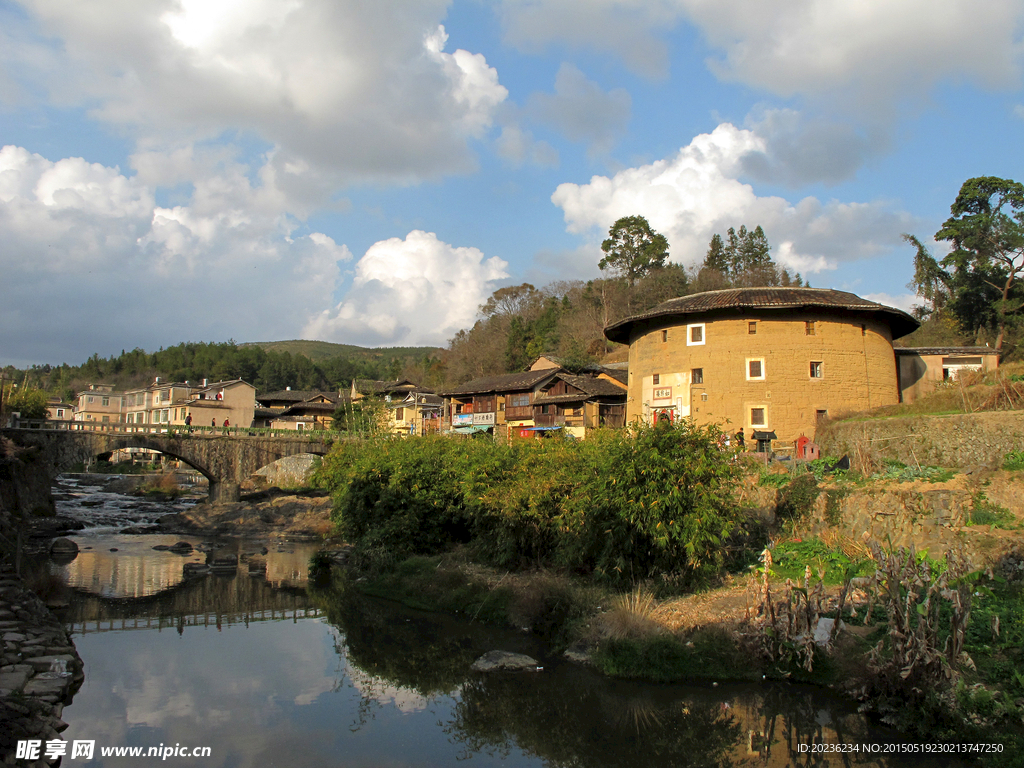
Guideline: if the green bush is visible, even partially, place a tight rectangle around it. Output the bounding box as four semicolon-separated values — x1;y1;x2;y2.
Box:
315;422;742;584
775;475;821;520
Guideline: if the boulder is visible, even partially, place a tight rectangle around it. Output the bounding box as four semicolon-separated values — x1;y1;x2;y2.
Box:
470;651;540;673
49;538;78;556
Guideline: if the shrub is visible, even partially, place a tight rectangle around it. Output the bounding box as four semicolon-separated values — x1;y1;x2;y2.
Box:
775;475;820;520
316;422;742;584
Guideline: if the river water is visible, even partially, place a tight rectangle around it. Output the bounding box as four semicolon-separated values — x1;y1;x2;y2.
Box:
37;475;966;767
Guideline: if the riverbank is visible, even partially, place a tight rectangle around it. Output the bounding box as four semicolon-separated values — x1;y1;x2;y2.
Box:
0;564;84;767
330;545;1023;764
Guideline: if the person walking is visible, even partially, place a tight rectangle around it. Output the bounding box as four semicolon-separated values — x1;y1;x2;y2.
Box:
223;418;230;435
185;414;192;433
211;417;217;434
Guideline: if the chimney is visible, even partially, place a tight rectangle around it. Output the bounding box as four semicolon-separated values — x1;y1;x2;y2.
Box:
155;377;161;383
286;386;291;391
202;379;208;386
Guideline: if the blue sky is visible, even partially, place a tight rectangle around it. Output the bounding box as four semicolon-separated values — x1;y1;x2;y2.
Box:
2;0;1023;367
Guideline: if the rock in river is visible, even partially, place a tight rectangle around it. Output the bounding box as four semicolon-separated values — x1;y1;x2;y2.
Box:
470;651;540;673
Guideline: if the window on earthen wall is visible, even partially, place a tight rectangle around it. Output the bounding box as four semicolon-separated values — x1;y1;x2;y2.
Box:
687;323;705;345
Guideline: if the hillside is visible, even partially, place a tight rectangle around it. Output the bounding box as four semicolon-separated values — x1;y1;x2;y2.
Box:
242;340;440;363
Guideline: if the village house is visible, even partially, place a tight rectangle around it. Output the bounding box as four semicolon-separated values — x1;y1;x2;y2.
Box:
122;378;193;427
118;378;256;429
350;379;420;402
46;397;75;421
604;287;919;453
255;389;346;430
387;390;443;435
73;385;123;424
182;379;256;429
440;365;627;439
894;346;1000;404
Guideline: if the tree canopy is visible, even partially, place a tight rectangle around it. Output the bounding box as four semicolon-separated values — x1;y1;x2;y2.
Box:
906;176;1024;351
599;216;669;286
696;225;800;289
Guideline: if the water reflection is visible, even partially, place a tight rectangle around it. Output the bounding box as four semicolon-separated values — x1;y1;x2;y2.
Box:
49;474;966;768
53;535;320;598
316;587;965;768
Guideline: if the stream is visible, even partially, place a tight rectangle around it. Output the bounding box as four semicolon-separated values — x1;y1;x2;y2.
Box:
34;474;968;767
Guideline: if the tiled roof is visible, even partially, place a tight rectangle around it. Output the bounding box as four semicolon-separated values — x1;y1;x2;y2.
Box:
440;369;561;396
894;346;998;356
281;401;337;415
258;389;318;403
532;393;590;405
556;373;628;397
353;379;418;394
597;367;628;385
604;287;919;343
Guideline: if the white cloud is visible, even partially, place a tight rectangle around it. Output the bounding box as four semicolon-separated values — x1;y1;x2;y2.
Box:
690;0;1024;111
303;230;509;347
551;123;917;275
498;0;1024;113
494;125;559;168
10;3;508;188
0;144;349;365
498;0;681;78
739;108;885;187
1014;104;1024;120
527;63;631;154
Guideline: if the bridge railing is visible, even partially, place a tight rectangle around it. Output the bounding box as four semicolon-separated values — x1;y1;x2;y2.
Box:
4;417;342;440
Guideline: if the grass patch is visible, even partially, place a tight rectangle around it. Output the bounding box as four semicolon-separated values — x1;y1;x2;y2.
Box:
757;471;792;489
970;493;1020;529
870;460;957;484
592;627;755;683
770;538;873;585
356;555;597;649
1003;450;1024;472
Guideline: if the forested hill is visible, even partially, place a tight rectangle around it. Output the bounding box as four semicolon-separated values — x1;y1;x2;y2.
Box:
242;340;438;363
11;340;442;401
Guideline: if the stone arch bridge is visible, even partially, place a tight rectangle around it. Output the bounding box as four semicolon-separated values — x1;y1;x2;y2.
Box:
1;426;337;502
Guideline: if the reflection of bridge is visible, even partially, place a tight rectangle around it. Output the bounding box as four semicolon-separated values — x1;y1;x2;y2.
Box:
2;422;339;501
60;564;319;635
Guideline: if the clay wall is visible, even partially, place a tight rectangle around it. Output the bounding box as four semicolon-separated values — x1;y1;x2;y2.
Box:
626;312;899;446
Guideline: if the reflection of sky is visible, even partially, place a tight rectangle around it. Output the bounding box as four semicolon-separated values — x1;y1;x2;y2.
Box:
62;618;546;768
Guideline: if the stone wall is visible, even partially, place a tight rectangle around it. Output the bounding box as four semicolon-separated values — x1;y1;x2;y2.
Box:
817;410;1024;470
0;446;55;564
739;472;1024;562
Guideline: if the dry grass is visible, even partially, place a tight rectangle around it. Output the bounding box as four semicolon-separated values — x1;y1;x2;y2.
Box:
598;587;664;641
151;471;180;492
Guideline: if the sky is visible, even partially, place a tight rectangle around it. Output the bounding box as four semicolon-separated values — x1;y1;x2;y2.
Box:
2;0;1023;368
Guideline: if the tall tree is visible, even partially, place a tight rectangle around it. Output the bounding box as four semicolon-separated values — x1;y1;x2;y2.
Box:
599;216;670;286
935;176;1024;351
